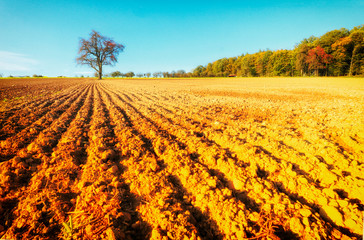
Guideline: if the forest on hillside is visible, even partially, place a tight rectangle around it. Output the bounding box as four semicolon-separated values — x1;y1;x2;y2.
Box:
191;25;364;77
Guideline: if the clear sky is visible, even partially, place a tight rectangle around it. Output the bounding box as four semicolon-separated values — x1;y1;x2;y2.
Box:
0;0;363;77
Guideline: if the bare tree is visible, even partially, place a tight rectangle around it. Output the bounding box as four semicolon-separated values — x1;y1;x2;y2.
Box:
76;30;125;80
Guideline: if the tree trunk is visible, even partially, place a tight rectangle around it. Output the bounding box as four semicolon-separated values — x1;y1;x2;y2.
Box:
98;65;103;80
349;46;357;76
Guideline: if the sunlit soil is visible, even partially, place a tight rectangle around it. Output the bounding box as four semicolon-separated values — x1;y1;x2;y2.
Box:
0;77;363;239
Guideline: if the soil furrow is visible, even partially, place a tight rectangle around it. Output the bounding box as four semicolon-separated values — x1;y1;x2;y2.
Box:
124;87;363;236
161;93;362;184
0;82;84;126
67;84;138;239
105;83;362;238
99;84;211;239
142;102;362;237
0;85;90;162
0;84;91;201
109;87;348;239
0;84;87;140
101;84;259;239
1;84;95;239
1;77;362;240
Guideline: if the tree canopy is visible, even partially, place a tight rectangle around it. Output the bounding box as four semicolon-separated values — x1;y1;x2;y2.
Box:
76;30;125;79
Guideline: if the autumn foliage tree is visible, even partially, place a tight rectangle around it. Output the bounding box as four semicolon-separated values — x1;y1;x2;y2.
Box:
76;30;125;79
305;46;333;76
332;36;353;76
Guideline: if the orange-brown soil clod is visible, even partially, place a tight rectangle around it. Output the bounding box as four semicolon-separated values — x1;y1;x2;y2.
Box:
0;77;363;239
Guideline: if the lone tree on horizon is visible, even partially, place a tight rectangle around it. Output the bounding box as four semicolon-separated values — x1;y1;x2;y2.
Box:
76;30;125;80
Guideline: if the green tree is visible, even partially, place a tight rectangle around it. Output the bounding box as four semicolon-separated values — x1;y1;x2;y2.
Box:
110;71;122;77
301;36;319;48
125;71;135;78
211;58;228;77
316;29;349;53
268;50;294;76
226;57;237;75
332;36;353;76
294;44;310;76
239;54;257;77
293;37;318;76
255;50;273;76
205;63;214;77
192;65;206;77
176;70;186;77
316;28;350;75
350;24;364;33
348;30;364;75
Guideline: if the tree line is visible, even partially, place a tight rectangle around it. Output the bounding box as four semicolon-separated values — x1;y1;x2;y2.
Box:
105;70;190;78
190;25;364;77
104;25;363;79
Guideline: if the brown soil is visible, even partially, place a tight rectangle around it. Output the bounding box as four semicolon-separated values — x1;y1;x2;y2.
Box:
0;77;363;239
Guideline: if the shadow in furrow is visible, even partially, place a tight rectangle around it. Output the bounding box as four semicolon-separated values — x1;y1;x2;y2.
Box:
167;174;223;240
94;85;150;239
100;88;160;158
0;85;91;162
0;198;18;236
189;153;261;213
1;86;91;195
106;90;263;214
106;89;186;148
139;101;337;222
273;181;361;239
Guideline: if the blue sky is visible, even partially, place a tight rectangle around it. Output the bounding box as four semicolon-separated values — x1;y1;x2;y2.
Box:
0;0;363;77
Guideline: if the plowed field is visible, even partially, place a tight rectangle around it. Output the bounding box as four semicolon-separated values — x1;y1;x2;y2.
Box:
0;77;363;239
